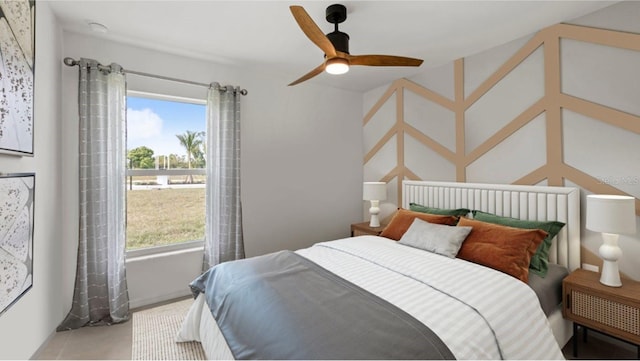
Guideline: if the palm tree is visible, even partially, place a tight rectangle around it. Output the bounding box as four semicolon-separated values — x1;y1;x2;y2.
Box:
176;130;203;183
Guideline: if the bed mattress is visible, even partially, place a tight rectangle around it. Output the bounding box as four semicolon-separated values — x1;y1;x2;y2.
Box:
178;236;564;359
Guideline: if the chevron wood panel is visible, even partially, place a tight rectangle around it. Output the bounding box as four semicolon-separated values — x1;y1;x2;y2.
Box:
362;23;640;214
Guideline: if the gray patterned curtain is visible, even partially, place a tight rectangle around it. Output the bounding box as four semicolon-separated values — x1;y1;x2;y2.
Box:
58;58;129;330
203;83;245;269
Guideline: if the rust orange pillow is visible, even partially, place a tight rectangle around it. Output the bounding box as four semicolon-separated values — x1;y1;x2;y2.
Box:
456;217;547;283
380;209;458;241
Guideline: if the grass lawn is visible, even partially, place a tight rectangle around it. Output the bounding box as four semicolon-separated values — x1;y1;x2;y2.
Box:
126;187;205;249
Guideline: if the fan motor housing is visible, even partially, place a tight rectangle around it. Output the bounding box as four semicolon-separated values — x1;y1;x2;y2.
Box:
325;4;350;54
327;31;349;54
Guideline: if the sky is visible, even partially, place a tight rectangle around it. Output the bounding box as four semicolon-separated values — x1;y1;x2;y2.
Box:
127;96;206;157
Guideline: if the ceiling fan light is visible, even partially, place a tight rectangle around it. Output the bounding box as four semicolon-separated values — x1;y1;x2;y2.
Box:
325;58;349;75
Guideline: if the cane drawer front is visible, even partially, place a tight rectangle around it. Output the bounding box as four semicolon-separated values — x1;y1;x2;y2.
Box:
563;269;640;345
571;288;640;337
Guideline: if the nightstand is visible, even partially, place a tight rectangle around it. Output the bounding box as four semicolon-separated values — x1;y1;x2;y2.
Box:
350;222;384;237
563;269;640;358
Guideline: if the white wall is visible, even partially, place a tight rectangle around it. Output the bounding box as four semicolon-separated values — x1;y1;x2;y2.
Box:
126;247;204;308
0;2;64;359
61;32;364;310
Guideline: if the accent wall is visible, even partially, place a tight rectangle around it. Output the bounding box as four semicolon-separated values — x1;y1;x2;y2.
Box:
363;2;640;279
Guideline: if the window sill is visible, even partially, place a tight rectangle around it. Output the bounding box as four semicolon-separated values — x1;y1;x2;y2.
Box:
126;240;204;260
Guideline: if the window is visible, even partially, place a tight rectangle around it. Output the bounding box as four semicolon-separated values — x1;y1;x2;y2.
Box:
125;92;206;252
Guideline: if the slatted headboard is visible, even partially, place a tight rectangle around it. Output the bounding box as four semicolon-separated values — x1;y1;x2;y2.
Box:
402;180;581;271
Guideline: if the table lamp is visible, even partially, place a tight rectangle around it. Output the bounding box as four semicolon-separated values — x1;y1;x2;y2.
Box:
363;182;387;227
586;194;637;287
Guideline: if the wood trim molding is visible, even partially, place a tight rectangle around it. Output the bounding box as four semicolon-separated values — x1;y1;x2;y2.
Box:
464;32;544;110
399;78;455;111
557;23;640;52
363;124;399;164
562;164;640;214
463;98;545;166
380;166;400;184
363;83;397;126
454;59;466;182
513;165;548;186
543;30;564;186
560;93;640;135
396;87;405;200
404;123;456;163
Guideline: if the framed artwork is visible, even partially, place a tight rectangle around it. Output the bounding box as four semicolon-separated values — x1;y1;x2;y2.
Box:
0;0;35;156
0;173;34;316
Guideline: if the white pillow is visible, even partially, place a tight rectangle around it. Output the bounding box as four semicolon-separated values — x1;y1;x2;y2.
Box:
398;218;472;258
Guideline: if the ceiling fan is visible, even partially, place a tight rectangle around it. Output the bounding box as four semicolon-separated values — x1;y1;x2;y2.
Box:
288;4;424;86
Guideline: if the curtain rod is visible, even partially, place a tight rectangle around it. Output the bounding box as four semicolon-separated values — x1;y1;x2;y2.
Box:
63;57;248;96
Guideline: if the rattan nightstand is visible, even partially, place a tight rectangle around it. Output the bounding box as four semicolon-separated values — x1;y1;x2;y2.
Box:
350;222;384;237
563;269;640;358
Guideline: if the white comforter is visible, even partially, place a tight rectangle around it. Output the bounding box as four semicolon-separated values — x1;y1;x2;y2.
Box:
178;236;563;360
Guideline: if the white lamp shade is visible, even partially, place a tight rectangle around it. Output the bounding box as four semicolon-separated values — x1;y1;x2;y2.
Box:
587;195;637;235
363;182;387;201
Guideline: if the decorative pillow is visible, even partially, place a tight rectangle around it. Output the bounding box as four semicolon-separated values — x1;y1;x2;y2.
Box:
472;210;565;278
409;203;470;217
398;218;472;258
456;217;547;283
380;209;459;241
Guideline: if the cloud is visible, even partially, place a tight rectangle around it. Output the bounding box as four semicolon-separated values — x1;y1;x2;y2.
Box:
127;108;163;140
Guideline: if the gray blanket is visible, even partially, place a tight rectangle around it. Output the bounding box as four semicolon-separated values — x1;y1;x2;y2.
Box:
190;250;455;360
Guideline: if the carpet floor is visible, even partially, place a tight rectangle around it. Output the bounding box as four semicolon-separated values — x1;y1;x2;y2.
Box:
131;298;206;360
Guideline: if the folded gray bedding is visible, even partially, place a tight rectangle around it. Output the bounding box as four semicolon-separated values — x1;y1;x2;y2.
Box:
190;250;455;360
527;263;569;316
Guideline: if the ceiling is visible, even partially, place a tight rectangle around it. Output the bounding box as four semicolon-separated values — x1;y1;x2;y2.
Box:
49;1;617;92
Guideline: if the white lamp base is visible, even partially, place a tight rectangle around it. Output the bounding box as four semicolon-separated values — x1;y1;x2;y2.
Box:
368;200;381;228
599;232;622;287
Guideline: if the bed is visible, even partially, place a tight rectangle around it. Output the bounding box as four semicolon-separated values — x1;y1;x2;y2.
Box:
177;180;581;359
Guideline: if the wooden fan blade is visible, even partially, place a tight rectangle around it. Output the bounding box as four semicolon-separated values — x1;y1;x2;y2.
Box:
347;54;423;67
288;63;326;86
290;5;336;58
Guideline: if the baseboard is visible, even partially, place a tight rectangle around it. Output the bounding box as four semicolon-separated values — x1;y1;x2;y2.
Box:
29;330;57;360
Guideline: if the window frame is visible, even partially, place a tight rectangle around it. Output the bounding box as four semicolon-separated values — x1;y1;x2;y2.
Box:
125;90;207;258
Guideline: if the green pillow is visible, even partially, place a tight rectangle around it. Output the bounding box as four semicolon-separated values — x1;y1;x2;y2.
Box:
409;203;470;217
471;210;565;278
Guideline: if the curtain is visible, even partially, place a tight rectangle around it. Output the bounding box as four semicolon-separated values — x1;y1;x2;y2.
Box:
58;58;129;330
203;83;245;270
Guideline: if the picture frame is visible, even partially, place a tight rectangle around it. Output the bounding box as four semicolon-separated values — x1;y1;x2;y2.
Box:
0;173;34;316
0;0;35;156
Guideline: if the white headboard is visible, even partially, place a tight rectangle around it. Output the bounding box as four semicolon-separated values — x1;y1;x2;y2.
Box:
403;180;581;271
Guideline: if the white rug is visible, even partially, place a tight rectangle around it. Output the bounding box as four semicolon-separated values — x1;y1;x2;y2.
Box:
132;298;206;360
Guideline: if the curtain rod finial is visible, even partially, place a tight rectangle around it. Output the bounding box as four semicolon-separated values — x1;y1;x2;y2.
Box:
63;57;77;66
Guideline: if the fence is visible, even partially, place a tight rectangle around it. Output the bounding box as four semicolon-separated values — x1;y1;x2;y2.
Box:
126;168;206;189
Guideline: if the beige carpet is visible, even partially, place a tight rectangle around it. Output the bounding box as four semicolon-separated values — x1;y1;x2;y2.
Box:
132;298;206;360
